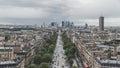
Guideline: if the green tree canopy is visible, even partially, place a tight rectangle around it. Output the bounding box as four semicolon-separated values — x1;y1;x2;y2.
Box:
42;53;52;63
72;65;77;68
34;55;42;65
27;64;37;68
39;62;49;68
69;59;73;67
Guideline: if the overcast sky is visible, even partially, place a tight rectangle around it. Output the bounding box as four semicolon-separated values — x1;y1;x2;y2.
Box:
0;0;120;26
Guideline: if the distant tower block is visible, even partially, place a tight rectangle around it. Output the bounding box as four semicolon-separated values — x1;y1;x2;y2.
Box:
99;16;104;31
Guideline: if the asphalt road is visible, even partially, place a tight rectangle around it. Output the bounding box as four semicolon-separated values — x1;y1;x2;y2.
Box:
51;30;70;68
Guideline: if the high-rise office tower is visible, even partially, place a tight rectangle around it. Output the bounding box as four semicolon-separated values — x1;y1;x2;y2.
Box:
61;21;74;27
84;23;88;29
62;21;65;27
99;16;104;31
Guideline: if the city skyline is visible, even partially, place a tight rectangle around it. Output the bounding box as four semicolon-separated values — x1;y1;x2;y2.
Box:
0;0;119;26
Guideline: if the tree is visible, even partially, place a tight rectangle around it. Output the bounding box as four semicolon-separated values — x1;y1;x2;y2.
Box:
34;55;42;65
27;64;37;68
41;48;47;53
72;65;77;68
65;48;70;55
68;55;74;60
42;53;52;63
38;51;44;56
39;62;49;68
69;59;73;67
48;44;55;53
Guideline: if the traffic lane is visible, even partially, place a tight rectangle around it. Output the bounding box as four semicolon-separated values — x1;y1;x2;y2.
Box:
51;30;69;68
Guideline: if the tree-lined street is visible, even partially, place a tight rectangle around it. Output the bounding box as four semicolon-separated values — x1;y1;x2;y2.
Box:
51;30;70;68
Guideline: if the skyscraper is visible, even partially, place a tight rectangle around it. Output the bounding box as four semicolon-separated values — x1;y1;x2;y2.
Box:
84;23;88;29
62;21;65;27
99;16;104;31
61;21;74;27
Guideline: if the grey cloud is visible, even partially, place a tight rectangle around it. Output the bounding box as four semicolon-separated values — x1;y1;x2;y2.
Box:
0;0;120;26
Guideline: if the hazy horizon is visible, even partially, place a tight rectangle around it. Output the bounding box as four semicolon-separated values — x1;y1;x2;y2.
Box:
0;0;120;26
